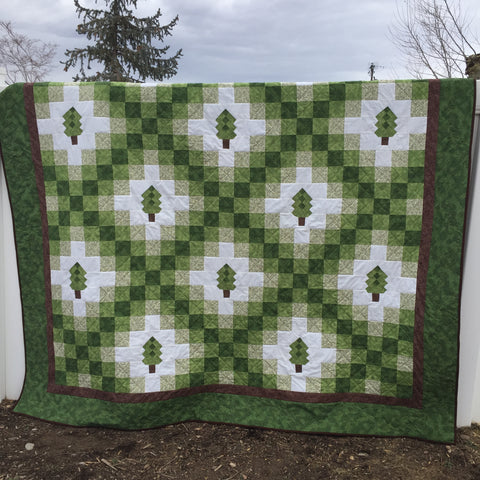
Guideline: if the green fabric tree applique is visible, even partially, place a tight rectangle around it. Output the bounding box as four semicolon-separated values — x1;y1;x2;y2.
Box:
216;109;236;149
366;266;388;302
69;262;87;299
217;264;236;298
292;188;313;226
63;107;83;145
141;186;162;222
375;107;397;145
289;338;309;373
142;336;162;373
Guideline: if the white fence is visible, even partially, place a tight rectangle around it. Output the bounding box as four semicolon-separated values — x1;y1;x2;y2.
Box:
1;83;480;427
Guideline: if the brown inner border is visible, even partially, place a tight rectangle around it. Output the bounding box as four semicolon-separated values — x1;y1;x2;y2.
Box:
23;81;440;407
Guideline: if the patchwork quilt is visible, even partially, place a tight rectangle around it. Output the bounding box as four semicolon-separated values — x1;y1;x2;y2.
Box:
0;79;475;442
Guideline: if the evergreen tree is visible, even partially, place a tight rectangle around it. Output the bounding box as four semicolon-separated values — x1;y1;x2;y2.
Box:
289;338;309;373
141;186;161;222
70;262;87;299
62;0;182;82
63;107;82;145
375;107;397;145
215;109;237;149
142;336;162;373
366;266;388;302
292;188;313;226
217;264;236;298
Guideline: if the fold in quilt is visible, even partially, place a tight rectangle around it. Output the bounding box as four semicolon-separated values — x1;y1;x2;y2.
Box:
0;80;475;442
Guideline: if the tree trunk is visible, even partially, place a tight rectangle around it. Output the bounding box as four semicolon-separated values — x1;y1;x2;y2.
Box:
381;137;389;145
223;290;230;298
149;364;155;374
298;217;305;226
75;290;81;299
372;293;380;302
71;136;78;145
295;364;302;373
148;213;155;222
222;139;230;149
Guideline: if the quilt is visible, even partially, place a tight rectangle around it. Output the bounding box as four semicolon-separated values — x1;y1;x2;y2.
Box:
0;79;475;442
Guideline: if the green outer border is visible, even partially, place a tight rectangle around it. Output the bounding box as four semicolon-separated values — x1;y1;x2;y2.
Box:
0;79;474;442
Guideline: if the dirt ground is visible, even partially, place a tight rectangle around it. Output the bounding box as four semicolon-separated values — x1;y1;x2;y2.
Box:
1;400;480;480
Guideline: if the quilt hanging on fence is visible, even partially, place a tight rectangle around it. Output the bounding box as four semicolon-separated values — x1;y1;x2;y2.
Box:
0;79;475;442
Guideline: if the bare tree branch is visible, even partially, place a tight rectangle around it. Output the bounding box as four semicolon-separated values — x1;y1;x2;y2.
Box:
0;21;57;84
389;0;479;78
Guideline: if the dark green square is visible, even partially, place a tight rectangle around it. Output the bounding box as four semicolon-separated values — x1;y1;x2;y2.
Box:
343;166;359;182
189;226;204;241
250;167;266;183
249;228;265;243
219;197;234;212
277;288;293;303
234;213;249;228
389;215;406;231
115;241;131;255
281;135;296;151
70;196;83;211
308;259;324;273
340;229;356;244
82;180;98;195
293;274;308;288
263;243;279;258
329;83;346;100
130;286;145;300
63;329;75;344
336;378;350;393
160;255;176;270
367;350;382;366
404;230;421;246
204;211;219;227
327;151;343;166
352;335;368;349
142;118;158;134
350;363;366;379
175;241;190;256
204;182;219;196
110;86;125;101
204;329;219;343
307;289;323;303
324;245;340;259
189;165;204;181
204;357;218;372
383;338;398;354
97;165;113;180
399;325;414;341
83;211;99;225
65;358;78;372
391;183;408;198
358;183;374;198
125;102;141;118
323;304;338;319
381;367;397;383
248;316;264;331
130;256;146;271
158;135;173;150
408;167;424;183
174;150;189;165
278;258;294;273
313;101;329;118
265;152;281;167
265;86;281;103
175;300;189;315
296;118;313;134
115;302;130;316
145;270;160;285
374;199;390;214
172;86;188;103
281;102;297;119
219;342;234;357
337;319;352;334
233;329;248;343
234;358;249;372
234;183;250;198
156;102;173;118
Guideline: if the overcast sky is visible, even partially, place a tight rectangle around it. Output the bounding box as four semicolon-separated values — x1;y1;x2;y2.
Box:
1;0;479;83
